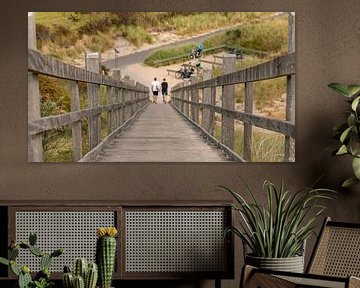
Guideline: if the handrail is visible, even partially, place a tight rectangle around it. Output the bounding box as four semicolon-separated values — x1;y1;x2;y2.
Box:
170;53;295;162
28;13;149;163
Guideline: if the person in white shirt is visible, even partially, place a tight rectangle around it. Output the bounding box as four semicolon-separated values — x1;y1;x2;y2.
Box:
151;77;161;104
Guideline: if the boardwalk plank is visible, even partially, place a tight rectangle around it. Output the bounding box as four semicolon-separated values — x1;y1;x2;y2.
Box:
93;104;228;162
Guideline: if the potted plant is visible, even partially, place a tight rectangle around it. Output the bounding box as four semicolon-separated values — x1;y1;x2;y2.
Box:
220;179;334;273
0;232;63;288
328;83;360;187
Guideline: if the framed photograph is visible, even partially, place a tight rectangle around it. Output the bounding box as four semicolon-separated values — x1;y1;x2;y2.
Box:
28;12;295;163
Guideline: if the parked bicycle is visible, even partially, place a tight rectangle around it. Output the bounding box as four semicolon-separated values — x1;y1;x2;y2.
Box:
188;43;204;60
175;66;195;80
188;48;203;60
230;48;244;59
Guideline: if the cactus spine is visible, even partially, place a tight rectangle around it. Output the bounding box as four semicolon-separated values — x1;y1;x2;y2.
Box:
96;227;118;288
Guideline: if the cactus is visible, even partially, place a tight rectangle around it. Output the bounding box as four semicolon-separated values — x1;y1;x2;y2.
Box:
74;275;85;288
10;260;20;276
74;258;88;279
0;232;63;288
51;248;64;258
29;245;44;257
63;272;74;288
18;269;32;288
41;253;52;270
85;263;98;288
63;259;98;288
9;246;19;260
0;257;9;266
96;227;118;288
29;232;37;246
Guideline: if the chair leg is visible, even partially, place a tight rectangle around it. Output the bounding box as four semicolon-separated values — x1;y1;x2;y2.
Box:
349;276;360;288
240;265;296;288
240;265;255;288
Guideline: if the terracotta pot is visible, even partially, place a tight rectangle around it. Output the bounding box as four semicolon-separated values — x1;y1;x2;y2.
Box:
245;254;305;273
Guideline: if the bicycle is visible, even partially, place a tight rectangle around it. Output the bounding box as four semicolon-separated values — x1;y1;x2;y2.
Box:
188;48;203;60
175;67;194;80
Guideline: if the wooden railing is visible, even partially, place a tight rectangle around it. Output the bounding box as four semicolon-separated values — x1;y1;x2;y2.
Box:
28;13;149;162
170;52;295;162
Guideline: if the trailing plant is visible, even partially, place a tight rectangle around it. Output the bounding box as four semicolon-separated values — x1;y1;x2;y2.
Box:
0;232;63;288
328;83;360;187
96;227;118;288
62;258;98;288
220;179;335;258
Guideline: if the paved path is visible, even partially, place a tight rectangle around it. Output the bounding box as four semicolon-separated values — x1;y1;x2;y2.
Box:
94;103;228;162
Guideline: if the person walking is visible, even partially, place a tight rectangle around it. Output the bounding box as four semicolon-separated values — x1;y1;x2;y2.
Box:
151;77;160;104
161;78;168;103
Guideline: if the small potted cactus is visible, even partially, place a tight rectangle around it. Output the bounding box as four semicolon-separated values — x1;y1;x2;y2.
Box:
0;232;64;288
62;258;98;288
96;227;118;288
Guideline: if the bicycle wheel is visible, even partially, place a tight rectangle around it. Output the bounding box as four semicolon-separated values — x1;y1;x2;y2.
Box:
175;71;182;79
189;53;195;60
195;51;202;58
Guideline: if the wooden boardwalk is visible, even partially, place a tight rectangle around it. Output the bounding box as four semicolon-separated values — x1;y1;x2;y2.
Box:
94;103;228;162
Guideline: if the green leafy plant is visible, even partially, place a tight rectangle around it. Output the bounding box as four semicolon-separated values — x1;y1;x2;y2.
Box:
328;83;360;187
220;179;334;258
0;232;63;288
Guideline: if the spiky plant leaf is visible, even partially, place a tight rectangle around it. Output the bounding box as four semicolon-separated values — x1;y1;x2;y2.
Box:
328;83;353;97
342;177;360;187
220;180;335;258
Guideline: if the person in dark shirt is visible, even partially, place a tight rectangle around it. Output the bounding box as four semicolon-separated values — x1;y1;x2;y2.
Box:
161;78;169;103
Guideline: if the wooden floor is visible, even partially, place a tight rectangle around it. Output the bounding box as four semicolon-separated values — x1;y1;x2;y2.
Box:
94;103;228;162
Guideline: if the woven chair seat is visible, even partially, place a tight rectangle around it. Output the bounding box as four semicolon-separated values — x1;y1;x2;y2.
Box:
241;218;360;288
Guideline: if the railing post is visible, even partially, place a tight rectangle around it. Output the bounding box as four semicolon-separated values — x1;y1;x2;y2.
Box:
209;86;216;136
202;69;212;132
107;85;113;134
184;80;190;117
285;12;296;162
129;80;135;116
244;82;253;161
180;83;185;113
28;12;44;162
86;52;101;150
69;81;82;161
118;87;124;126
190;75;199;123
222;54;236;150
123;76;131;121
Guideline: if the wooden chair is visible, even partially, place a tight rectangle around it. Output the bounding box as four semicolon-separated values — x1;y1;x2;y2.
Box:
241;217;360;288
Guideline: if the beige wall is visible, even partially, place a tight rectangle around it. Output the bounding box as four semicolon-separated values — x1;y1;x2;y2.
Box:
1;1;360;287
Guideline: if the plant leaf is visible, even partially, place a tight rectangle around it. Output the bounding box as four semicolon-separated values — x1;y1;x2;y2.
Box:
351;96;360;111
328;83;352;97
340;127;352;143
352;157;360;179
336;145;348;155
347;85;360;97
342;177;360;188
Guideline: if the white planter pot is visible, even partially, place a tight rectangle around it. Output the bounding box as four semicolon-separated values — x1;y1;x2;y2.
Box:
245;254;305;273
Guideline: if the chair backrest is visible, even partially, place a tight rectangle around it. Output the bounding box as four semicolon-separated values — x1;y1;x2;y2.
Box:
307;217;360;277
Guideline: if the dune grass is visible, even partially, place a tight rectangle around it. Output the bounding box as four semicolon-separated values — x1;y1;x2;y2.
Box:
213;124;285;162
144;15;288;67
35;12;278;63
